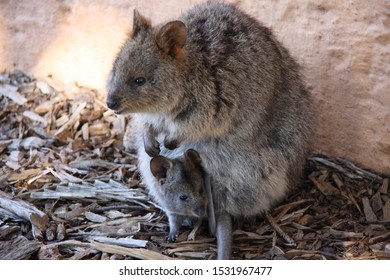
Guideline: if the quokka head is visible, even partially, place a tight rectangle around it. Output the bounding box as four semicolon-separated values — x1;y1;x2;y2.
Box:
106;10;187;114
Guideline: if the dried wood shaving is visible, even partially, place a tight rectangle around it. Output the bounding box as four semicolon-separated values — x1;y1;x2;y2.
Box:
91;241;173;260
362;197;378;222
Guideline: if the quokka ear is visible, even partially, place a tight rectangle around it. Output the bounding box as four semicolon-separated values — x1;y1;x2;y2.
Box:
150;156;174;181
156;21;186;59
132;9;151;37
184;149;202;170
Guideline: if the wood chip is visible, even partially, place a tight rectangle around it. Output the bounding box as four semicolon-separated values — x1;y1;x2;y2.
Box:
173;252;212;259
20;136;46;149
309;157;360;179
309;176;339;196
85;211;107;223
382;200;390;221
22;110;48;126
370;191;382;213
89;123;110;137
327;228;364;239
92;237;149;248
345;192;362;213
0;84;27;105
368;232;390;244
82;123;89;140
55;115;69;127
36;81;55;95
385;244;390;254
0;236;41;260
380;178;389;194
0;190;49;240
91;241;173;260
362;197;377;222
55;102;86;136
167;243;212;254
265;211;296;246
8;168;41;182
45;222;57;241
336;157;383;183
69;159;124;170
34;97;62;114
332;173;344;188
0;225;21;240
5;161;21;170
187;219;203;241
9;151;24;162
57;223;66;241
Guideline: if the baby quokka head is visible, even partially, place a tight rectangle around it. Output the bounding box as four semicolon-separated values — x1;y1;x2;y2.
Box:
150;149;208;218
106;9;187;114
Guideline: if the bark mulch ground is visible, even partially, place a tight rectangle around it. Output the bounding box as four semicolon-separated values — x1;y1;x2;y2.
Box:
1;70;389;260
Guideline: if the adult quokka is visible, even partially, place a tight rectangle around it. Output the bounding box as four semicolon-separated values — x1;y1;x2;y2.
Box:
107;2;313;259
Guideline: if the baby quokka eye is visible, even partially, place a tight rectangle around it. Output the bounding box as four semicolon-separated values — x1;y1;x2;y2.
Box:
179;194;188;201
134;77;146;86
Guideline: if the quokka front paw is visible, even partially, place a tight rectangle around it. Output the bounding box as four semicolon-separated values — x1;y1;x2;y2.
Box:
145;140;160;157
163;137;179;150
143;125;160;157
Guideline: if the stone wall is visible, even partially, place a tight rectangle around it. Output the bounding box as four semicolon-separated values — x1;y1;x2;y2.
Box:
0;0;389;174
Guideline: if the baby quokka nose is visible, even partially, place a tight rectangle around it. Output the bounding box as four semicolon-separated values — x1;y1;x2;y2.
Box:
192;205;206;217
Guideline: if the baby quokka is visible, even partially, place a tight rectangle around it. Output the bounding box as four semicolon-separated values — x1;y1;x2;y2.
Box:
150;149;210;241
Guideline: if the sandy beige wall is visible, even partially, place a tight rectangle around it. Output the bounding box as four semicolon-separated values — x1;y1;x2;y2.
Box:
0;0;389;174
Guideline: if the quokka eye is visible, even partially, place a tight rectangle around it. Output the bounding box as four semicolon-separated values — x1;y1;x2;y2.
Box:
134;77;146;86
179;194;188;201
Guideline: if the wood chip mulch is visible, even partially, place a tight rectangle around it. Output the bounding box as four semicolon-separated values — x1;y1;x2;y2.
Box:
0;70;389;260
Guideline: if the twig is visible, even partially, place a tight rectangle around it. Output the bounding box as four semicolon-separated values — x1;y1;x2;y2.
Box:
91;241;173;260
309;157;360;179
335;157;383;183
93;205;146;213
265;211;296;246
187;219;203;241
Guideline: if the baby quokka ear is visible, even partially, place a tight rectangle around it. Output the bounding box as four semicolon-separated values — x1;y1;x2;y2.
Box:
184;149;202;170
132;9;151;37
156;21;187;59
150;156;174;182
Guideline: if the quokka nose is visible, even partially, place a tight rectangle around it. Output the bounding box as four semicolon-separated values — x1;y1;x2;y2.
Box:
106;95;119;110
